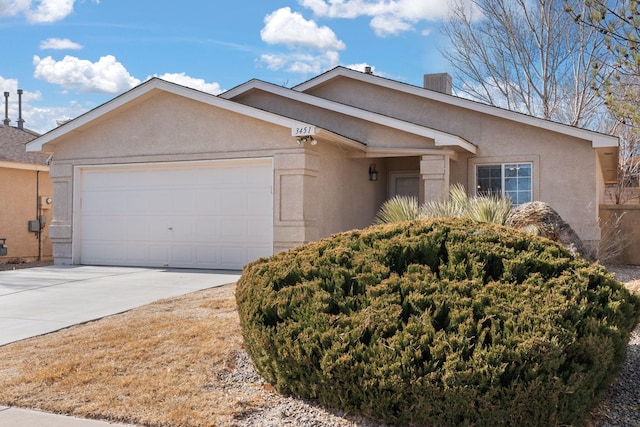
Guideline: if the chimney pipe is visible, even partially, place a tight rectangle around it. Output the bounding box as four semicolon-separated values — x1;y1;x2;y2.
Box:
423;73;452;95
364;66;372;75
17;89;24;130
3;92;9;126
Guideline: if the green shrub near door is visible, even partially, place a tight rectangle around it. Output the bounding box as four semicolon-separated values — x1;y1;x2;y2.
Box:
236;218;640;426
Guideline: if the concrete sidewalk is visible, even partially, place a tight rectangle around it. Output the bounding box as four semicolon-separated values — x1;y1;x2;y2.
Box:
0;406;136;426
0;265;242;426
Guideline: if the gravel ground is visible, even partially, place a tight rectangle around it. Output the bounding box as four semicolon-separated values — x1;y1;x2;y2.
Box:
0;259;53;271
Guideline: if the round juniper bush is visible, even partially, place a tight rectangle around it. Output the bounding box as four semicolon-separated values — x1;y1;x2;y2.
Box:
235;218;640;427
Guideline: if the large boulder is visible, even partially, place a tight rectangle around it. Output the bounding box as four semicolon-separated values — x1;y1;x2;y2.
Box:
507;201;591;259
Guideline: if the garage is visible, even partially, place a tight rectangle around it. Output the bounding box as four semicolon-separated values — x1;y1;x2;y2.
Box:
76;159;273;270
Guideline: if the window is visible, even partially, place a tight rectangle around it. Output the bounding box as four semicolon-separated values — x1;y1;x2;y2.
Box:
476;163;532;205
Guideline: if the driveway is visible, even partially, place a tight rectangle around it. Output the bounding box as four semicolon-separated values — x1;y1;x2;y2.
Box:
0;265;241;346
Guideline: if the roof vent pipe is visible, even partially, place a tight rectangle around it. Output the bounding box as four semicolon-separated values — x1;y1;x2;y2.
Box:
3;92;9;126
364;66;372;75
17;89;24;129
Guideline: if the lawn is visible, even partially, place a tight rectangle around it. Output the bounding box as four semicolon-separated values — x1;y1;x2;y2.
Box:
0;284;271;426
0;267;638;426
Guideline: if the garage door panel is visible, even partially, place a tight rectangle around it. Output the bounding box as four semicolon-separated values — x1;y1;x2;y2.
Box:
148;246;170;266
248;246;272;262
82;242;125;265
248;217;273;241
221;247;245;267
220;191;248;214
78;160;273;269
196;246;220;265
248;191;273;214
172;189;199;213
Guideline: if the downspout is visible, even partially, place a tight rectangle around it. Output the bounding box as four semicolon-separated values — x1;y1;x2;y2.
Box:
37;170;42;261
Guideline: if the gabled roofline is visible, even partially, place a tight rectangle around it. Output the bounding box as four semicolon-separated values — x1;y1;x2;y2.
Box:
293;67;618;149
26;78;325;152
221;79;477;154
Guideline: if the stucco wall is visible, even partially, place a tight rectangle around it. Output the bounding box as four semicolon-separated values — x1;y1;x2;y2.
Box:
314;142;387;237
305;79;602;245
0;166;53;262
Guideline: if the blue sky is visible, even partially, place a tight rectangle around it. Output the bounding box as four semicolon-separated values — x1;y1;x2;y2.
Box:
0;0;459;134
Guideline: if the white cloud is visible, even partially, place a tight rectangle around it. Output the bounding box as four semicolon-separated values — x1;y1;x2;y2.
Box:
298;0;474;36
26;100;89;134
33;54;141;94
0;0;79;23
150;72;223;95
259;7;344;75
260;50;340;74
26;0;74;23
346;63;375;73
370;14;413;37
261;7;345;51
39;37;83;50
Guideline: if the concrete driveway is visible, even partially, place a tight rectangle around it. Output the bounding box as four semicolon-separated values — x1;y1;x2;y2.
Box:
0;265;241;346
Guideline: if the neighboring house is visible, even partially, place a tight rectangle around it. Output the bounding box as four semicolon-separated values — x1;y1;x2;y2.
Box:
0;124;53;263
26;67;618;270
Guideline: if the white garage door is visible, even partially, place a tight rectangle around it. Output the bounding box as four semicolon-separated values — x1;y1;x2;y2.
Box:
77;159;273;270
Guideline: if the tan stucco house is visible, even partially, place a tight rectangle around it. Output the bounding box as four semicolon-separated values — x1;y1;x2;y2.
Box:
0;124;53;263
26;67;618;269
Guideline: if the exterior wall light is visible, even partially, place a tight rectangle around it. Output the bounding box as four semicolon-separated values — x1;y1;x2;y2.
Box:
296;136;317;145
369;163;378;181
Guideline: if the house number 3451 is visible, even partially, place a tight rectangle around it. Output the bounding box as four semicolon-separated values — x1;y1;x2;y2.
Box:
291;125;316;136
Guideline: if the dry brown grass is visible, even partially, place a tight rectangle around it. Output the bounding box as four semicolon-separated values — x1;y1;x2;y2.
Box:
0;284;271;427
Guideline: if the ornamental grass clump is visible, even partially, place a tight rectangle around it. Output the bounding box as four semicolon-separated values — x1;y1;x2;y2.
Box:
236;218;640;427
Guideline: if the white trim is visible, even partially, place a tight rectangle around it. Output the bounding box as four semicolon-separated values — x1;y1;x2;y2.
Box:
293;67;618;149
221;80;477;154
349;147;457;159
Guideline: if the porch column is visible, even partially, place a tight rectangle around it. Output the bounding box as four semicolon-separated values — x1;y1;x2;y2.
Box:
48;163;73;265
273;151;319;253
420;154;450;202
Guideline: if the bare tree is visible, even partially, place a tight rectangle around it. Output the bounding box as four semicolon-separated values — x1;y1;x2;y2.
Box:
565;0;640;202
441;0;609;129
606;119;640;204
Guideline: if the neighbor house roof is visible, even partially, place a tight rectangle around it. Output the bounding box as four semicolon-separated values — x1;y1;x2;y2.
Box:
26;78;360;153
0;125;50;170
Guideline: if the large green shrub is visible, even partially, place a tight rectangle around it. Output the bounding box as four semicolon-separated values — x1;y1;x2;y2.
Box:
236;218;640;426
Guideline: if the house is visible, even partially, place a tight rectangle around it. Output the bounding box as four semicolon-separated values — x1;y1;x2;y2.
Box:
0;121;53;263
26;67;618;269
